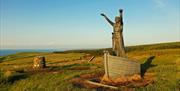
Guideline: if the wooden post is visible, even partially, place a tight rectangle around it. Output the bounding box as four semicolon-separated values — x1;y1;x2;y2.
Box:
85;80;118;90
104;50;109;78
88;56;95;63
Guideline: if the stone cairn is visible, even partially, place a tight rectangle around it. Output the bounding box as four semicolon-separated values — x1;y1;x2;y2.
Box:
33;56;46;69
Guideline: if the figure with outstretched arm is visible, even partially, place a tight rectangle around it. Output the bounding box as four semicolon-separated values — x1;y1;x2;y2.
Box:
101;13;115;54
100;13;114;26
101;9;126;57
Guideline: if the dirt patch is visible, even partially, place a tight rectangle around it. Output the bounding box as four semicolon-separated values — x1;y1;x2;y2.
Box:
71;72;155;90
71;71;104;89
101;73;154;87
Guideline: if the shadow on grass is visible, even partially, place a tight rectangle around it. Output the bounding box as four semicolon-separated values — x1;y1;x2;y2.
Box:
0;57;6;63
141;56;157;77
1;73;28;84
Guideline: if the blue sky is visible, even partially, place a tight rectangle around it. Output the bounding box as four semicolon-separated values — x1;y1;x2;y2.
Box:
0;0;179;49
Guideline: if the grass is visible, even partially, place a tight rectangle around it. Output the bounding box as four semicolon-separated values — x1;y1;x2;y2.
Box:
0;42;180;91
53;42;180;56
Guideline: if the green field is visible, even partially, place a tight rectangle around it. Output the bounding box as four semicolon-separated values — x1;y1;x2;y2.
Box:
0;42;180;91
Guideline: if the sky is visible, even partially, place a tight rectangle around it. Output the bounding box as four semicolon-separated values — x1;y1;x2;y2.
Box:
0;0;180;49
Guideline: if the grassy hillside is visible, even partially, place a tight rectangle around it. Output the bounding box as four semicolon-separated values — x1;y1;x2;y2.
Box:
54;42;180;56
0;42;180;91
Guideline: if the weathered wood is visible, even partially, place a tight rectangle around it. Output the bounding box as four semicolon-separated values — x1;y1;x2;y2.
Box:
85;80;118;90
101;9;126;57
104;52;140;78
88;56;95;62
104;51;109;78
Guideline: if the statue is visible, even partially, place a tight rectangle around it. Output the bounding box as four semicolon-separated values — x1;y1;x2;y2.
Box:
101;9;126;57
101;9;141;81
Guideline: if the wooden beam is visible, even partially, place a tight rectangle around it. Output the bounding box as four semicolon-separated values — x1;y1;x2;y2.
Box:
85;80;118;90
88;56;95;62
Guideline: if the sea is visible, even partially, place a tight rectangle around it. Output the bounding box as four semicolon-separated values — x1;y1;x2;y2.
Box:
0;49;64;56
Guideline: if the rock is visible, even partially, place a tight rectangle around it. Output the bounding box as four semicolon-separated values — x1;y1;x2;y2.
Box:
33;56;46;69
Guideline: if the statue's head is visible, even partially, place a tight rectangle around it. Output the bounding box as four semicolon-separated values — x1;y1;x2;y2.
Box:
115;16;120;23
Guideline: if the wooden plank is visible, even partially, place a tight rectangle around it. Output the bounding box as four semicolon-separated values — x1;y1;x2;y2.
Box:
107;59;139;67
108;67;140;74
104;51;108;76
104;52;140;78
107;63;139;70
108;55;139;63
85;80;118;90
88;56;95;62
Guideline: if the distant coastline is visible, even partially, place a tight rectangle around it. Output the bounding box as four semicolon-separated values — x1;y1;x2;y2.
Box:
0;49;62;56
1;42;179;56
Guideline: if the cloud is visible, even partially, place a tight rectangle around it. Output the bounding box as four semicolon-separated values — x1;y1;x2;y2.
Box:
153;0;166;8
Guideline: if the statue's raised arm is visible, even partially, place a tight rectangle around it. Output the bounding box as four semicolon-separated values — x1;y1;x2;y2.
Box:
119;9;123;25
100;9;126;57
101;13;114;26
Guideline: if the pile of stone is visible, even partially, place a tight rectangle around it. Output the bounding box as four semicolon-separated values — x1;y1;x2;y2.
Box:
33;56;46;69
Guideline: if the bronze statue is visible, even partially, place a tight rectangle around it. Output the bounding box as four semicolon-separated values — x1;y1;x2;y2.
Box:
101;9;126;57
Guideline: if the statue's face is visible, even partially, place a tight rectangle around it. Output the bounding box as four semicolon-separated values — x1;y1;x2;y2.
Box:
115;17;120;23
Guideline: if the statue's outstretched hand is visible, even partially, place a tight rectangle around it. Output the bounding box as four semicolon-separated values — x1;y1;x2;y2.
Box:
100;13;106;17
119;9;123;13
100;13;114;26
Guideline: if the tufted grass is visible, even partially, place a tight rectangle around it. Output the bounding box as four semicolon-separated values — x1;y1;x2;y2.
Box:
0;42;179;91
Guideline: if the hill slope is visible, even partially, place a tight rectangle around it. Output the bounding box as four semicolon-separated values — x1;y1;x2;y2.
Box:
0;42;180;91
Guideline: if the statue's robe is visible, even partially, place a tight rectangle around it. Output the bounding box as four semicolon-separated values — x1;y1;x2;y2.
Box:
112;23;126;57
